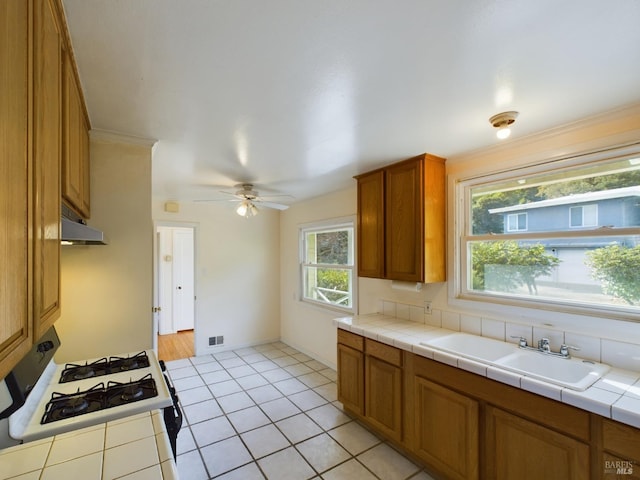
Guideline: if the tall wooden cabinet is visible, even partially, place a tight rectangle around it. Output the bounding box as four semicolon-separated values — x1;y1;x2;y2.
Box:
33;0;62;340
0;0;33;380
1;0;86;377
355;153;446;283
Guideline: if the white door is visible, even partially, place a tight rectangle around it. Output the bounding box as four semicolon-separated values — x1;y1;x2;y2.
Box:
157;226;195;334
173;228;195;331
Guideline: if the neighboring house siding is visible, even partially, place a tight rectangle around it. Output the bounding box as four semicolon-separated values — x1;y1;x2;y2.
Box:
497;198;638;233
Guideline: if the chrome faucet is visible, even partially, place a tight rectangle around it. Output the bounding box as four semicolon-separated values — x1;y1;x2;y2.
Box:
511;336;580;359
538;338;551;353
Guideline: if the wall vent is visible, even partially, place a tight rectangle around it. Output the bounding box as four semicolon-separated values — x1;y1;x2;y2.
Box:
209;336;224;346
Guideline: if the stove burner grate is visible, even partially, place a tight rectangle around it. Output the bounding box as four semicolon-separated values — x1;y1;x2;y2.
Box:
41;374;158;424
59;352;150;383
41;383;105;424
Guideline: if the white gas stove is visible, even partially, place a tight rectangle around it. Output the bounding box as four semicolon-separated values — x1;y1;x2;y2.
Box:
0;327;180;454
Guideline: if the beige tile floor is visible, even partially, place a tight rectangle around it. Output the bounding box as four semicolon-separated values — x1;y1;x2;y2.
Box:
167;342;436;480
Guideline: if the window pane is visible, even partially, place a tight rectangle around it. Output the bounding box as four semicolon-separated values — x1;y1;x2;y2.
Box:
303;266;352;308
570;206;583;227
471;157;640;235
584;204;598;226
468;236;640;308
304;229;352;265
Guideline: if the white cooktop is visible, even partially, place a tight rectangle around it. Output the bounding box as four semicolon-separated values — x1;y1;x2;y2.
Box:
9;350;172;443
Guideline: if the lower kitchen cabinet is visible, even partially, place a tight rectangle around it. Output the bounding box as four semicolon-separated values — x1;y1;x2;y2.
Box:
337;330;364;415
413;376;479;480
365;347;403;442
337;343;364;415
601;418;640;479
335;329;640;480
485;406;589;480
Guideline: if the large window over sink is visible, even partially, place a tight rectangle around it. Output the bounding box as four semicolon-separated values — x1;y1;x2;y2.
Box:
300;219;355;312
456;147;640;318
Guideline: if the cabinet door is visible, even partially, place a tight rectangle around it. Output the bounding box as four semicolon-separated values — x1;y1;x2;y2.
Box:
80;111;91;217
62;50;90;218
356;170;384;278
486;406;589;480
385;157;423;282
413;376;478;480
337;344;364;415
365;355;402;442
602;418;640;478
0;0;32;379
33;0;62;338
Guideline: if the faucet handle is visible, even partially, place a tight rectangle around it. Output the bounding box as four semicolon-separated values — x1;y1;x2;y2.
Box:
510;336;528;348
560;344;580;357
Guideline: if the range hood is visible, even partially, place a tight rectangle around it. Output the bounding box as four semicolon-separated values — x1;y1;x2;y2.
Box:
61;217;108;245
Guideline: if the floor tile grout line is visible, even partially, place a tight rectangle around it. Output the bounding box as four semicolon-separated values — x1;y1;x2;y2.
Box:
170;341;430;480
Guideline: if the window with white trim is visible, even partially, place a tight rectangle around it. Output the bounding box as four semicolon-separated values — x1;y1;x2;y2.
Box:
507;213;528;232
457;148;640;317
570;204;598;228
300;220;355;312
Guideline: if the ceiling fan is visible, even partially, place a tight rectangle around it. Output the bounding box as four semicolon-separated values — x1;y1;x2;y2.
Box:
198;183;291;217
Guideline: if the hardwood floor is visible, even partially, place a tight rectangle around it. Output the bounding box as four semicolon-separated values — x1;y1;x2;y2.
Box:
157;330;194;361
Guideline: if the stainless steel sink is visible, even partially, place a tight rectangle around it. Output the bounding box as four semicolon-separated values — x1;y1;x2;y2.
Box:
421;332;609;391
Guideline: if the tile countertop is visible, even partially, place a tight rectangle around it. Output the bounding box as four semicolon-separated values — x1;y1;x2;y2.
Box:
0;410;177;480
334;314;640;430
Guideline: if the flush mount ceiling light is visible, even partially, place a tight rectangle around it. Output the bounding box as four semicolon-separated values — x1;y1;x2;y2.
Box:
489;111;519;139
236;199;258;218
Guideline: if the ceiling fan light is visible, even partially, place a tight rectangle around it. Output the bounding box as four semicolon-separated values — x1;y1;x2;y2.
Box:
236;201;249;217
248;203;259;217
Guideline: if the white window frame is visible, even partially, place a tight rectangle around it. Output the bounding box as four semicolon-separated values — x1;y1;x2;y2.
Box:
570;204;598;228
299;217;356;313
452;145;640;321
507;212;528;232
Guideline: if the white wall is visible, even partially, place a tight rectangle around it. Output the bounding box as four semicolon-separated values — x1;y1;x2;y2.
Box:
280;188;357;369
280;103;640;370
152;199;281;356
56;139;153;362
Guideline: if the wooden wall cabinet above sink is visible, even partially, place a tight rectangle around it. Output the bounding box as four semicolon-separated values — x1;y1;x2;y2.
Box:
355;153;446;283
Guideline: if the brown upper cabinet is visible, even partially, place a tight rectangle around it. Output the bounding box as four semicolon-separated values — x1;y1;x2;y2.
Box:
62;47;91;218
0;0;33;380
355;153;446;283
33;0;64;339
1;0;87;377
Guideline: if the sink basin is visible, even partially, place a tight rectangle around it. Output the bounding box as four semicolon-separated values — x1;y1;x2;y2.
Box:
495;350;609;391
421;332;609;391
422;332;517;363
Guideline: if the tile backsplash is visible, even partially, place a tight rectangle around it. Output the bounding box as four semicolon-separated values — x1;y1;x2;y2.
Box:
378;300;640;372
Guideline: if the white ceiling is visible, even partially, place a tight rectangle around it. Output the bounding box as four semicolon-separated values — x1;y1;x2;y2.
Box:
62;0;640;205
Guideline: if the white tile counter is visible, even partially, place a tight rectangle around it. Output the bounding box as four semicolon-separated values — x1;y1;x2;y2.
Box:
0;410;177;480
334;313;640;429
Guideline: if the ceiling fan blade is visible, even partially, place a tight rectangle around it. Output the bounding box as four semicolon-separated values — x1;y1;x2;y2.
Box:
192;198;240;203
256;200;289;210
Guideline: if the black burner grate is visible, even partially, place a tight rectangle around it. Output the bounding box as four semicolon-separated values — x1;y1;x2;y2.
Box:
59;352;150;383
41;374;158;424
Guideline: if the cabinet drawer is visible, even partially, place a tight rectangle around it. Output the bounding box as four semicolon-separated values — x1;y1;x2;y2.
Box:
338;329;363;351
365;338;402;366
602;418;640;462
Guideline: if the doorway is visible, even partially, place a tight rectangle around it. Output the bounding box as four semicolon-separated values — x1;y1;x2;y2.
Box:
154;224;195;361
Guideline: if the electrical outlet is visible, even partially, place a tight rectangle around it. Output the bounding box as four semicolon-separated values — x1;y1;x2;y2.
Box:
424;301;432;315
